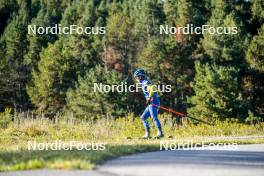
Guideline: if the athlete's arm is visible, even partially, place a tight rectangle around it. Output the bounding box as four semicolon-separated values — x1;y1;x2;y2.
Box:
146;84;157;100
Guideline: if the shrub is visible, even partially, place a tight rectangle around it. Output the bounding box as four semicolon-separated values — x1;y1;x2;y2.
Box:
0;108;12;128
245;110;262;124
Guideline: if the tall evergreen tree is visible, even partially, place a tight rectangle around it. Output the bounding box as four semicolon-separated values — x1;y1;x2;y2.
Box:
27;0;104;115
61;0;99;76
246;24;264;116
104;10;135;74
0;0;18;34
132;0;165;41
189;0;248;120
24;0;62;70
188;62;246;121
27;40;69;115
251;0;264;24
0;0;30;110
201;0;246;65
246;25;264;72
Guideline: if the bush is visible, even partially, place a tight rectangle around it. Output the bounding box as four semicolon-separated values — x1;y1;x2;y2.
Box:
245;110;262;124
0;108;12;128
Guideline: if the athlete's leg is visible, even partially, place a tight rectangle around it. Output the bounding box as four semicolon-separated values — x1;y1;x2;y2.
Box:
149;104;163;137
149;105;161;128
141;106;150;129
141;107;150;137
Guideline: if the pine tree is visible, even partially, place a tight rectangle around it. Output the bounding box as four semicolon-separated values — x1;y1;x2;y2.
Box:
0;0;30;110
133;0;165;41
61;0;99;76
246;25;264;72
24;0;62;70
246;24;264;116
189;0;248;121
65;66;127;119
202;0;245;64
251;0;264;24
26;42;64;114
104;10;135;74
188;62;246;121
27;0;104;115
0;0;18;34
27;40;71;115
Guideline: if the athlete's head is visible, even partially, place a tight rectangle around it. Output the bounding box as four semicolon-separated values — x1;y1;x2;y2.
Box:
133;68;146;82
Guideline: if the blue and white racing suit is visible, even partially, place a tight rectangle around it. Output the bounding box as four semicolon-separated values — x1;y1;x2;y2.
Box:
139;79;161;129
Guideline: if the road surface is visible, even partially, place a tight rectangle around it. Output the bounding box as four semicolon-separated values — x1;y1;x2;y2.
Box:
1;144;264;176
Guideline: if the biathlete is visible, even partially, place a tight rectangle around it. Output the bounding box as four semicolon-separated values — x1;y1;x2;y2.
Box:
133;68;164;139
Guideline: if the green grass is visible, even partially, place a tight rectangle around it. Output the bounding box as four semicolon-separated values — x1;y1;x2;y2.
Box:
0;143;160;171
0;113;264;171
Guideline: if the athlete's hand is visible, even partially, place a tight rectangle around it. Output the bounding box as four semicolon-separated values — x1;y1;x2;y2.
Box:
146;98;153;105
146;100;151;105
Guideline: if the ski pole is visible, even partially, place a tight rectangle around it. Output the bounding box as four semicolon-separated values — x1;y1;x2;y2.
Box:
152;104;185;116
152;104;213;126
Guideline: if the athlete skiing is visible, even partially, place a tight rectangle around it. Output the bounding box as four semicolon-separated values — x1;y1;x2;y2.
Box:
133;68;164;139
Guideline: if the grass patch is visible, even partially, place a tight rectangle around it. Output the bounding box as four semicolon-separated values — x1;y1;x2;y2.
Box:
0;143;160;171
0;113;264;171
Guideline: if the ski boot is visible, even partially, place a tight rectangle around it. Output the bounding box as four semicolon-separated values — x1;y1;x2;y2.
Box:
141;127;150;139
155;127;164;139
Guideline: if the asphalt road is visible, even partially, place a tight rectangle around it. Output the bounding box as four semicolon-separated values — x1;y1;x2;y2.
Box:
1;144;264;176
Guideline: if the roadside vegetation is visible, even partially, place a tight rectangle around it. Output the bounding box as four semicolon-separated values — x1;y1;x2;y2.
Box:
1;111;264;171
